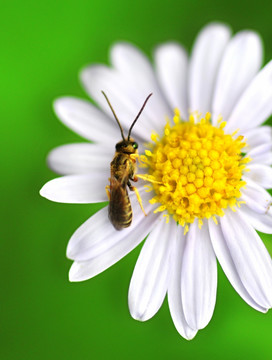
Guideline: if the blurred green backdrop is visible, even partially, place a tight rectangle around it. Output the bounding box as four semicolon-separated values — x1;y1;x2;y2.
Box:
1;0;272;359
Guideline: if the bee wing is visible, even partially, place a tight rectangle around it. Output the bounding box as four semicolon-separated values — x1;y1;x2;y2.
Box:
109;176;132;230
110;176;127;202
120;159;132;186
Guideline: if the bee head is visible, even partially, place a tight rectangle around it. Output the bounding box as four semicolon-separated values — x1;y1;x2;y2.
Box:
115;139;138;154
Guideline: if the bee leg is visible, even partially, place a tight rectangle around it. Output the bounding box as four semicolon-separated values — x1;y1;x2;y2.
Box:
128;183;147;216
130;153;139;162
136;174;162;184
105;185;110;200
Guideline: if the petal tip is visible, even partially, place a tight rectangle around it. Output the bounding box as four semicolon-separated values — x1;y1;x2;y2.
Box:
68;263;83;282
110;41;133;53
184;332;198;341
129;309;149;322
66;247;73;260
39;181;58;202
66;242;78;261
128;296;153;322
79;66;88;83
53;96;68;115
204;21;232;32
39;183;49;199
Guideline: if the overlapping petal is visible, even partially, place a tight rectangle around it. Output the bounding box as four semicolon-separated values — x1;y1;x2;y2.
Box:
47;143;112;175
212;31;262;124
54;97;119;144
209;218;267;312
168;226;198;340
154;43;188;119
243;126;272;149
247;143;272;166
181;221;217;330
67;186;151;260
110;42;171;121
240;206;272;234
69;200;160;282
240;178;272;214
40;173;108;203
244;165;272;189
128;217;176;321
225;60;272;133
80;60;169;139
189;23;231;115
220;209;272;309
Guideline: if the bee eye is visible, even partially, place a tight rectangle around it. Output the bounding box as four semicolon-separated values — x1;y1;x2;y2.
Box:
133;142;138;149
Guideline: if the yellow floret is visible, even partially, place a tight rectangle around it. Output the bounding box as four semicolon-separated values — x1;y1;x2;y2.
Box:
141;111;249;226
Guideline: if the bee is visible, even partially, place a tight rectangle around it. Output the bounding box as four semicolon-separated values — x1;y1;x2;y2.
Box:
102;91;152;230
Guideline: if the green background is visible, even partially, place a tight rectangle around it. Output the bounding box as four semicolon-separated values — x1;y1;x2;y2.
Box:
2;0;272;359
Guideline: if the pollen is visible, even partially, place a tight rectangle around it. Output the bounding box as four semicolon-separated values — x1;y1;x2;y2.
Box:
142;112;249;226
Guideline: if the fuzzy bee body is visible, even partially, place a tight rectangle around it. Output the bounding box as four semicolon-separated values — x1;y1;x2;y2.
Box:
109;140;138;230
109;176;132;230
102;91;152;230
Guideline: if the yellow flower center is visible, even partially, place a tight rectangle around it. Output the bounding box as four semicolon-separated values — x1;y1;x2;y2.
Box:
141;110;250;231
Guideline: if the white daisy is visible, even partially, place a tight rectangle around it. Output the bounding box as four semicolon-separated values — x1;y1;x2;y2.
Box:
40;22;272;340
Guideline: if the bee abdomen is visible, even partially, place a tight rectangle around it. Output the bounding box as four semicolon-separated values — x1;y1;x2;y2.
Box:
109;184;133;230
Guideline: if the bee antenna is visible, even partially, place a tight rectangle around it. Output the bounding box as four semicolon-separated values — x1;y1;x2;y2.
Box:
101;91;125;141
128;93;153;140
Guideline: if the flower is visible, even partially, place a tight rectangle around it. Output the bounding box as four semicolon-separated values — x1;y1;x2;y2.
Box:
40;23;272;340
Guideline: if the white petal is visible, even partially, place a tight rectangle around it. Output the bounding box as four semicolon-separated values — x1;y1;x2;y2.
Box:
212;31;262;124
240;178;272;213
208;218;267;312
80;64;168;140
250;152;272;166
247;143;272;166
168;226;198;340
243;126;272;149
110;42;156;87
244;165;272;189
240;205;272;234
40;173;108;203
129;217;176;322
181;221;217;330
47;143;112;175
54;97;119;144
110;42;171;124
69;200;160;281
154;43;189;119
225;61;272;133
247;143;272;158
189;23;231;115
67;186;151;260
220;209;272;308
110;43;166;99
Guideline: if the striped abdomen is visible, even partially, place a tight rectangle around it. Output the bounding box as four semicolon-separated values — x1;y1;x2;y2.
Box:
109;177;132;230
